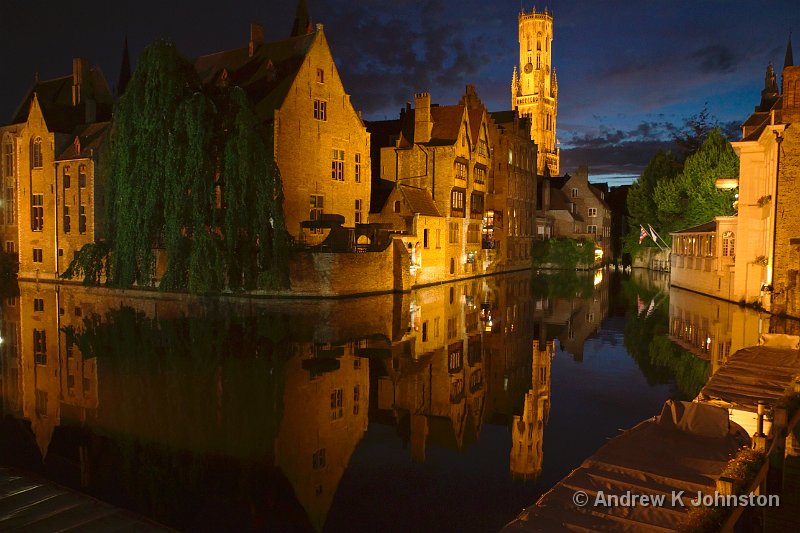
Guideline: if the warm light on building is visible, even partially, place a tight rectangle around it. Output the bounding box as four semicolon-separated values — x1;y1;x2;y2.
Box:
714;178;739;190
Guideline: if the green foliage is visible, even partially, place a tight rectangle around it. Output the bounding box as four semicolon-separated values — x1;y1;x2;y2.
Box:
625;128;739;258
61;242;111;285
532;238;597;269
647;336;710;398
104;39;290;293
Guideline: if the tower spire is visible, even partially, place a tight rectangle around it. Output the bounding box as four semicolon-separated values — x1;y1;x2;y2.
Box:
290;0;313;37
785;32;794;70
117;37;131;97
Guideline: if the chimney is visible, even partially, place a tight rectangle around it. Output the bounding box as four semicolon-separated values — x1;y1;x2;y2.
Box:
414;92;432;144
72;58;85;106
249;23;264;57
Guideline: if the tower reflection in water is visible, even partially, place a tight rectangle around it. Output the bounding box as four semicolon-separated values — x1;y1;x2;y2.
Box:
0;271;614;531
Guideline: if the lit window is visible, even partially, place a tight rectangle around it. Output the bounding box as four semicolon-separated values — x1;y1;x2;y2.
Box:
3;135;14;178
722;231;735;257
310;194;324;234
330;388;343;420
31;137;43;169
588;207;597;217
314;99;327;121
450;189;465;217
33;329;47;365
331;149;344;180
587;225;597;235
31;194;44;231
355;199;363;224
474;166;486;184
470;192;484;219
455;161;467;181
449;222;460;244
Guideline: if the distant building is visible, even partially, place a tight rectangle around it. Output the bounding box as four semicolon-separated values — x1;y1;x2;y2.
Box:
195;16;371;246
545;167;611;261
512;6;559;176
0;58;112;280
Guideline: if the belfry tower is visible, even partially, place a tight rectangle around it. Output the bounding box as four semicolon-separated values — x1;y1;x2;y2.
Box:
512;6;559;176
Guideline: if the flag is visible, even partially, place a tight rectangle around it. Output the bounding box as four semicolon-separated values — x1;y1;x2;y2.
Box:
637;295;646;316
638;226;648;244
648;224;659;244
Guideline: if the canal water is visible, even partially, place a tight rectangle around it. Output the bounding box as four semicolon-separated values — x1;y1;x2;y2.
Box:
0;269;775;532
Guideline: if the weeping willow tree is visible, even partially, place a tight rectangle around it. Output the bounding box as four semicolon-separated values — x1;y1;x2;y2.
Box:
78;38;289;292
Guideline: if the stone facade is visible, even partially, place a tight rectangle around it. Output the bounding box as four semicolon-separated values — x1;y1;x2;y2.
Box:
544;167;612;261
772;66;800;315
669;218;736;299
1;58;112;282
512;7;559;176
195;23;371;246
368;86;500;283
489;111;538;269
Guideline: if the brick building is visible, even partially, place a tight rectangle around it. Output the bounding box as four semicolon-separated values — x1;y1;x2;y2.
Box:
368;86;495;281
195;16;371;246
0;58;112;281
543;166;611;260
489;110;538;269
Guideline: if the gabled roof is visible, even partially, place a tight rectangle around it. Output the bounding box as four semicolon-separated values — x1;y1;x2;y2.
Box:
399;185;441;217
10;65;113;132
56;121;110;160
467;108;483;143
549;188;583;221
430;105;465;145
195;31;317;122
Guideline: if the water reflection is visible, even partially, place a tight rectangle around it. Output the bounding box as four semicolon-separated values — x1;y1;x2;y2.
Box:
1;270;764;532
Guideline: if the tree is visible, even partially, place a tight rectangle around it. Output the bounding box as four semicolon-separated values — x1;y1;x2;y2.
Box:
654;128;738;233
70;38;290;292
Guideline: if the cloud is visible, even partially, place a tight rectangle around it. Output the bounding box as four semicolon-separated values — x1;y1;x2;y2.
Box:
690;44;737;74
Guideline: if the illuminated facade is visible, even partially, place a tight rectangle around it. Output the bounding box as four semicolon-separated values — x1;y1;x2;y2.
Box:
510;340;552;480
512;7;559;176
0;58;111;281
195;21;371;245
489;111;538;268
368;86;495;280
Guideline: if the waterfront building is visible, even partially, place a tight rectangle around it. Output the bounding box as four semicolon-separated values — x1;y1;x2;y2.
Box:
489;110;538;269
0;59;112;280
670;38;800;316
368;86;497;282
195;14;371;246
512;6;559;176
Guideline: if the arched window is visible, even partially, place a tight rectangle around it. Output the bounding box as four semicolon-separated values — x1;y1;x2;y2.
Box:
394;200;401;213
537;32;542;51
30;137;42;169
2;135;12;178
722;231;735;257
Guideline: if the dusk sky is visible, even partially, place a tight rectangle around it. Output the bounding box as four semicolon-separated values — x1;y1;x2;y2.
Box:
1;0;797;184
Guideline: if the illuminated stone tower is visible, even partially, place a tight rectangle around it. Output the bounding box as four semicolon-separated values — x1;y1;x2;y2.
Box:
512;6;559;176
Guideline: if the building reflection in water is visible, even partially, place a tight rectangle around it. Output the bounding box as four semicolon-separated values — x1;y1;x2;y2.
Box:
510;340;553;480
668;285;766;376
0;271;616;531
